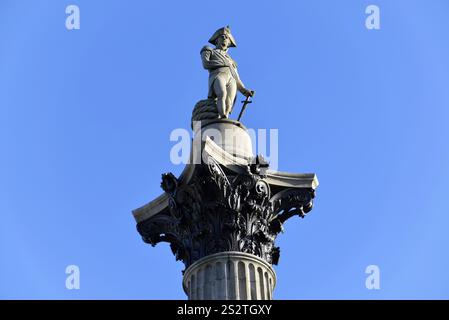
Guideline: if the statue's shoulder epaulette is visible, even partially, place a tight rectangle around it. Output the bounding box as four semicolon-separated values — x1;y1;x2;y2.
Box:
200;45;213;54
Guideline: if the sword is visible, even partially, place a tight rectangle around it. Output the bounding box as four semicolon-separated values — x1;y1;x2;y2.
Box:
237;92;254;122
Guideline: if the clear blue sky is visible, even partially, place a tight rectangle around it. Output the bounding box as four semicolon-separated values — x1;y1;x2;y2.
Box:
1;0;449;299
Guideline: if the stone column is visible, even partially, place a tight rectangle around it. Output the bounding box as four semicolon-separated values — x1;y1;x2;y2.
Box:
183;252;276;300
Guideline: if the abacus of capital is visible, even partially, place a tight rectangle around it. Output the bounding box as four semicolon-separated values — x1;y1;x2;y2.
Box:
132;26;318;300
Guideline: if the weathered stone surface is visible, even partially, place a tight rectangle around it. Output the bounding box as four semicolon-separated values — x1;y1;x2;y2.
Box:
134;120;318;270
191;99;219;127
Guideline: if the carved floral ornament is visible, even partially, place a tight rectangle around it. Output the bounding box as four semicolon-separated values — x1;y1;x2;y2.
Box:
137;153;315;270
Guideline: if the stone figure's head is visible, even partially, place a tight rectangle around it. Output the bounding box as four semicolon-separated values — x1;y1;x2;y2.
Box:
208;26;237;50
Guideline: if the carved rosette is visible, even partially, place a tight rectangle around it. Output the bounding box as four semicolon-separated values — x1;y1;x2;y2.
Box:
136;154;315;270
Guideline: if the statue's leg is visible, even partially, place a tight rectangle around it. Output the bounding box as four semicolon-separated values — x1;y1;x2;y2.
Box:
226;78;237;116
213;74;227;118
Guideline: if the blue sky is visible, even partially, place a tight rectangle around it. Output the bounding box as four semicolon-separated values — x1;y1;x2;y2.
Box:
1;0;449;299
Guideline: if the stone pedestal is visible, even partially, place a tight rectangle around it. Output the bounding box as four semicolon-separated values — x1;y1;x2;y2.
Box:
183;252;276;300
193;119;254;160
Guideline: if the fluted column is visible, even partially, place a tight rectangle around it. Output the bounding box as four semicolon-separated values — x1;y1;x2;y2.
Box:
183;251;276;300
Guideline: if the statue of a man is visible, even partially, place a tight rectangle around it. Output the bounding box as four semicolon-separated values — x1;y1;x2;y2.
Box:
201;26;254;119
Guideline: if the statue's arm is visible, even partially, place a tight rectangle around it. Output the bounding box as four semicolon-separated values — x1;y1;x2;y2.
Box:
234;68;254;97
201;46;226;69
233;68;246;92
226;57;250;95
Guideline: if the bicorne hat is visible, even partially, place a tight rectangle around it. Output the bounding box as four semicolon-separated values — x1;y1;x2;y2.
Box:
208;26;237;47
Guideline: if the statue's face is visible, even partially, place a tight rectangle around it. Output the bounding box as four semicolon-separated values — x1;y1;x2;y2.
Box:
216;34;230;50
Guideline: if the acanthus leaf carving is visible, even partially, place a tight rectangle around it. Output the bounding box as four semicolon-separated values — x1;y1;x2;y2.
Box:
137;157;316;269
